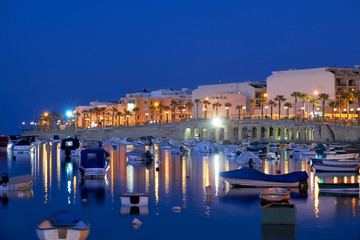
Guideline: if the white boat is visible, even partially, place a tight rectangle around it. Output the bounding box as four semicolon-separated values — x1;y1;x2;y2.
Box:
312;162;359;172
171;146;188;155
196;141;217;153
0;174;34;191
132;137;151;146
159;141;172;149
36;210;90;240
223;145;243;157
326;153;358;160
13;136;36;153
267;152;279;160
236;151;262;167
120;137;133;145
125;149;154;162
79;148;110;178
311;158;359;166
120;193;149;206
120;205;149;215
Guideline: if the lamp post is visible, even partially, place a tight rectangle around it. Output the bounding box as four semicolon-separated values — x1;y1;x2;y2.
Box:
350;108;354;125
165;111;169;123
242;106;246;119
22;122;25;131
265;106;268;119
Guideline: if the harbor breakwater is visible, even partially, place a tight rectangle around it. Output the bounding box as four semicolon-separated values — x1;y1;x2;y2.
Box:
23;119;360;143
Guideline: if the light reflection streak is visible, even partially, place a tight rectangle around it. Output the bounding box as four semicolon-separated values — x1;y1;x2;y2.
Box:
214;155;219;196
165;151;169;196
73;176;76;204
314;175;319;218
127;165;134;193
202;156;209;198
111;149;114;202
182;155;186;206
352;198;356;217
43;144;48;203
57;144;60;189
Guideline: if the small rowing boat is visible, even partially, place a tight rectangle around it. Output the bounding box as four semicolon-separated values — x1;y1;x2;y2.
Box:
259;188;290;203
312;162;359;172
311;158;359;166
0;174;34;191
318;182;359;195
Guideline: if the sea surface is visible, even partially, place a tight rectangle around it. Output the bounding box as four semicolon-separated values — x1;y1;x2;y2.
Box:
0;143;360;240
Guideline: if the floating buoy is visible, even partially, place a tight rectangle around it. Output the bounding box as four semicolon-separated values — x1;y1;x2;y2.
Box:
205;186;213;196
156;167;159;172
82;199;88;203
186;175;190;178
276;169;281;174
156;160;161;164
172;206;181;213
132;218;142;225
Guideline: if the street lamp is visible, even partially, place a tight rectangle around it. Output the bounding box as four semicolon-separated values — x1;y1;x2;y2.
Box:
265;106;268;118
242;106;246;119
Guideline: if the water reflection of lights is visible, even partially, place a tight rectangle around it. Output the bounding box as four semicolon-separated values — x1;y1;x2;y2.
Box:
214;155;219;196
202;156;209;198
127;165;134;193
43;144;48;203
310;172;319;218
333;177;338;184
165;151;170;196
182;156;187;203
65;162;73;177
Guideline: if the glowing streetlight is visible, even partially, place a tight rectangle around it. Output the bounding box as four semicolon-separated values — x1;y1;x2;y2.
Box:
44;112;48;117
66;110;73;118
314;91;318;95
212;117;221;127
264;93;267;97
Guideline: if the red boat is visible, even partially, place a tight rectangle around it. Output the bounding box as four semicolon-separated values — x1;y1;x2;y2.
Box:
0;136;9;150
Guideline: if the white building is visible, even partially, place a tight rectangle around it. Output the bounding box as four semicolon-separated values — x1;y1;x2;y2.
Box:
192;82;266;119
266;67;360;118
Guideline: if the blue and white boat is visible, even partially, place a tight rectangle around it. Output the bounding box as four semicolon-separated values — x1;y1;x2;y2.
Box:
79;148;110;178
220;168;308;188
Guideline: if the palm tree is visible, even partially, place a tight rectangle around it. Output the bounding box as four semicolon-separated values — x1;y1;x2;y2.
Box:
178;105;185;120
212;102;221;117
116;111;122;126
318;93;329;122
194;99;202;120
81;109;88;128
149;105;156;121
328;101;336;124
291;91;302;121
74;111;80;128
185;101;194;120
157;102;164;122
354;90;360;108
202;100;211;120
224;102;232;119
309;98;319;120
123;109;132;126
110;107;119;126
268;100;277;120
284;102;293;119
249;99;257;119
342;92;355;123
338;100;346;122
99;107;106;127
235;105;242;121
274;95;286;120
259;99;267;119
133;107;140;125
163;106;170;123
170;100;179;122
299;93;310;120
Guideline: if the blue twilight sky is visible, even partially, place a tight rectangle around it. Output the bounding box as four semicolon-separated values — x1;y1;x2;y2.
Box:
1;0;360;134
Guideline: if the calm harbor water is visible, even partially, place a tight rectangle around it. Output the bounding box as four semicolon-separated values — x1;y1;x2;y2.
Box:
0;143;360;240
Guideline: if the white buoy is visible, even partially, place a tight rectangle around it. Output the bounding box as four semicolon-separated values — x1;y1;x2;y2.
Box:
132;218;142;225
82;199;88;203
205;185;213;196
172;206;181;213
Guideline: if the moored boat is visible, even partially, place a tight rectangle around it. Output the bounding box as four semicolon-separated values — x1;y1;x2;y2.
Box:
120;193;149;206
79;148;110;178
125;149;154;162
0;173;34;191
318;182;359;195
311;158;359;166
326;153;358;160
36;210;90;240
219;168;308;190
259;188;290;203
312;162;359;172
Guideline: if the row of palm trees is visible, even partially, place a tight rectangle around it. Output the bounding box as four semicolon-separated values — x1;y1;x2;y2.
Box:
246;91;360;123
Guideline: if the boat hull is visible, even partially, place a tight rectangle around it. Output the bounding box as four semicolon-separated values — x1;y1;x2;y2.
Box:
120;193;149;206
222;178;300;188
312;162;359;172
318;183;359;194
0;175;34;191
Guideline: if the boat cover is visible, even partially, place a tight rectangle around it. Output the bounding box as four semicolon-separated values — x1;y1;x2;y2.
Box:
48;210;82;227
125;149;153;159
219;168;308;183
81;148;109;168
236;151;262;165
196;141;216;152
